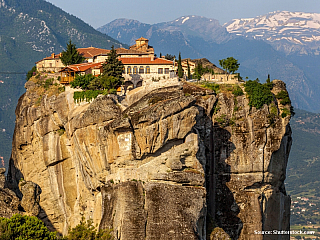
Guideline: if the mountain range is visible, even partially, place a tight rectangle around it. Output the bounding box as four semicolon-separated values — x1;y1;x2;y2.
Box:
98;12;320;113
225;11;320;55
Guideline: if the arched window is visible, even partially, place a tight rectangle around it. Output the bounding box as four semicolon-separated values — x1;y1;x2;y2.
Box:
139;66;144;74
133;66;138;74
127;66;131;74
146;66;150;74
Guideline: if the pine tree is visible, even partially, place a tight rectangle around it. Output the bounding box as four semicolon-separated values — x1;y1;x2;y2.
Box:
60;40;85;66
101;45;124;90
177;52;183;78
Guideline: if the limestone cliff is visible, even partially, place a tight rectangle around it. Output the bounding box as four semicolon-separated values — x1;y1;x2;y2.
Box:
7;78;292;239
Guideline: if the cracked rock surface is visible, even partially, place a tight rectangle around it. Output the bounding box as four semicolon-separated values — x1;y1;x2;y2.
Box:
7;79;291;239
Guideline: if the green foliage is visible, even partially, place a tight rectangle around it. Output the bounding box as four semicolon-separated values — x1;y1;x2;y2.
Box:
164;54;175;61
60;40;85;66
100;76;121;91
275;90;291;105
0;214;57;240
187;60;191;79
73;90;103;103
194;61;203;80
232;85;244;96
87;77;103;90
177;52;183;78
57;127;65;136
44;78;54;90
66;217;113;240
201;82;220;93
215;114;227;125
102;45;124;86
71;74;96;90
219;57;240;75
26;66;37;81
244;80;273;109
281;107;290;118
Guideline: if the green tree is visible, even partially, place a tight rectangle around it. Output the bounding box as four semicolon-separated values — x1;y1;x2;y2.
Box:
87;77;103;90
66;216;113;240
187;60;191;79
102;45;123;90
60;40;85;66
100;76;120;91
219;57;240;81
26;66;37;81
177;52;183;78
164;54;175;61
194;61;203;81
244;80;273;109
70;74;96;90
0;214;57;240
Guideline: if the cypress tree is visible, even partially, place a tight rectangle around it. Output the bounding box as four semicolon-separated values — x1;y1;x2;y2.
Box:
187;59;191;79
177;52;183;78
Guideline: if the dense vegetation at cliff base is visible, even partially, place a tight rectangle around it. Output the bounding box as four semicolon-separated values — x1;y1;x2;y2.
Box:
0;214;113;240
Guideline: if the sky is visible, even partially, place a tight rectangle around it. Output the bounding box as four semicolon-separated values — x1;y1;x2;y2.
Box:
45;0;320;28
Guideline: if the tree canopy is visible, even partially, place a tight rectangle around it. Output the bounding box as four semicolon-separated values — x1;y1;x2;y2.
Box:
60;40;85;66
0;214;57;240
102;46;123;80
219;57;240;75
177;52;183;78
101;45;124;89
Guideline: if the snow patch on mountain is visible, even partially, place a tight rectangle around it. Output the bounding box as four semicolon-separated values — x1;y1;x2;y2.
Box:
182;17;190;24
225;11;320;44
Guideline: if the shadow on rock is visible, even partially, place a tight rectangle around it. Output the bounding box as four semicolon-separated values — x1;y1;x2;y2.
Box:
211;125;242;240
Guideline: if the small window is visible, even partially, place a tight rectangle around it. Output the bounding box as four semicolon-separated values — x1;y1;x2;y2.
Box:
133;66;138;74
127;66;131;74
158;68;163;74
49;63;52;67
165;68;169;74
146;66;150;74
139;66;144;74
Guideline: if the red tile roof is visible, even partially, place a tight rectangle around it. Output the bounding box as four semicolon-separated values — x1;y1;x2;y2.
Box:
119;57;174;65
59;62;102;72
77;47;110;58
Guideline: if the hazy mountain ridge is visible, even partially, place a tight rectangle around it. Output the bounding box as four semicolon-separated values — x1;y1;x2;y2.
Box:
224;11;320;55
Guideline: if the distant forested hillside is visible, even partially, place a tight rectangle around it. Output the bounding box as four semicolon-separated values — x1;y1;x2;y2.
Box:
286;109;320;225
0;0;126;169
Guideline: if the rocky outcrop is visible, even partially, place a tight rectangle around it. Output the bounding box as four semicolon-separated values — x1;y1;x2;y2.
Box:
19;180;42;216
0;168;21;218
7;78;292;239
0;168;43;218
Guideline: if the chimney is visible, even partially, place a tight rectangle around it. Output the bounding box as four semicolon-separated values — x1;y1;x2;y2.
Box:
51;53;55;58
151;55;154;61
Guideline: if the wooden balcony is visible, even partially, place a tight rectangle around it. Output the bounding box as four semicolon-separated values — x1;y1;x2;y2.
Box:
60;76;74;84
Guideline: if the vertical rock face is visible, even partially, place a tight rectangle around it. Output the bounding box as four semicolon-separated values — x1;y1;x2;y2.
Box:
7;78;291;239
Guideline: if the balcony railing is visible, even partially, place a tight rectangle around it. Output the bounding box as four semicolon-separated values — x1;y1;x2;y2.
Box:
60;76;74;84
